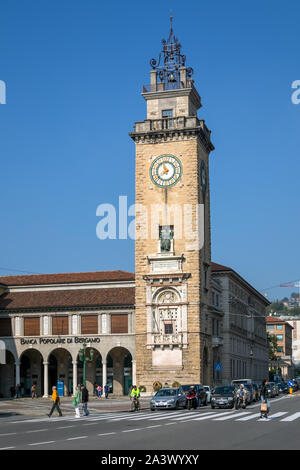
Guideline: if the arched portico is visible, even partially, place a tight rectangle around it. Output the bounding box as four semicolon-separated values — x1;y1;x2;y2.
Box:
20;349;44;397
105;347;134;396
0;350;16;398
46;348;73;396
76;347;102;396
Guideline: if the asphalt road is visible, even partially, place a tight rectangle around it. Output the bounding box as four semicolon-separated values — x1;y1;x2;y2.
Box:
0;393;299;450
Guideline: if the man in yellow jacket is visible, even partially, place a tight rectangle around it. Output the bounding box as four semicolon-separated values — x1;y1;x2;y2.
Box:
48;386;63;417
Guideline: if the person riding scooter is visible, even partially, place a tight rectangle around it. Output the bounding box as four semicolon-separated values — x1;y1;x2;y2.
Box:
186;386;198;410
235;384;247;409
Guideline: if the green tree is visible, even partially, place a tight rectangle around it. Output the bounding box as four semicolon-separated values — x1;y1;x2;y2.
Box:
268;333;278;360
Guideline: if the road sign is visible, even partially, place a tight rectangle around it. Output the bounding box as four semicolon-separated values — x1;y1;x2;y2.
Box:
214;363;223;372
57;380;64;397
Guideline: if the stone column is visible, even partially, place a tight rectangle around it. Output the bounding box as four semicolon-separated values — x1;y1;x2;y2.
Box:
15;359;20;388
102;359;107;388
132;359;136;386
72;360;77;396
43;362;49;397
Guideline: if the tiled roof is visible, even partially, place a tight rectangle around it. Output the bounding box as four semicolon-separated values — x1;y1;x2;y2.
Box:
0;287;135;311
211;262;232;272
0;270;135;287
266;316;286;323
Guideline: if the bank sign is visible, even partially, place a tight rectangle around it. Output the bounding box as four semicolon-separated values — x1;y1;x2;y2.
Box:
19;337;101;345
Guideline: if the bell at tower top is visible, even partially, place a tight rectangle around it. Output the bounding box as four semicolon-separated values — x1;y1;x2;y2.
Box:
142;16;202;119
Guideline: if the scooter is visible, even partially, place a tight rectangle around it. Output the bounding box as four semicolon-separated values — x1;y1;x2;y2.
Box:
186;394;198;410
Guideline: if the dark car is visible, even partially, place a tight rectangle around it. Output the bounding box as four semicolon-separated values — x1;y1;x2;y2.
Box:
278;382;288;394
266;383;275;398
181;384;207;406
211;385;236;409
244;384;255;403
251;383;260;401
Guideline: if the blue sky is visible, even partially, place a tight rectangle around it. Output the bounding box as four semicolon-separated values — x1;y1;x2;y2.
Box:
0;0;299;301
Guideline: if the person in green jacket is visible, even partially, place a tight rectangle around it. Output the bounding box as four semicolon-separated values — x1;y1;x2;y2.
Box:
72;386;81;418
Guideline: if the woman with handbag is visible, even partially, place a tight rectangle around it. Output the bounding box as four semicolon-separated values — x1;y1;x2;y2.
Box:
260;380;270;420
72;386;81;418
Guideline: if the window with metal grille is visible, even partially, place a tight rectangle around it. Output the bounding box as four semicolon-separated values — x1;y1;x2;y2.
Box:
111;315;128;334
81;315;98;334
52;316;68;335
24;317;40;336
164;321;174;335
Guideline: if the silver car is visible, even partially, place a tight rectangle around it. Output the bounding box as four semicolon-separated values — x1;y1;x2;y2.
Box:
150;387;187;411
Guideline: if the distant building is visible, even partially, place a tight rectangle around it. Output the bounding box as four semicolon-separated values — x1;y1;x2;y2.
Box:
266;316;294;380
279;316;300;372
211;263;269;385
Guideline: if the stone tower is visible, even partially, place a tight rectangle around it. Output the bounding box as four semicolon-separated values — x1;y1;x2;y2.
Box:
129;19;214;390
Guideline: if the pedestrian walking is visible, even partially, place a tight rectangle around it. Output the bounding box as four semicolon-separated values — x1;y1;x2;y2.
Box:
15;384;21;398
72;386;81;418
97;385;102;398
93;382;98;397
48;386;63;418
31;383;37;398
260;379;270;420
10;386;15;399
81;385;89;416
104;384;109;399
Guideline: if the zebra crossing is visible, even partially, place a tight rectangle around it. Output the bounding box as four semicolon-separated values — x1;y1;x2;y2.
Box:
8;409;300;425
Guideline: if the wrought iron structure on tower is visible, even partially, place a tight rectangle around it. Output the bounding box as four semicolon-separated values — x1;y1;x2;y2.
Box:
149;15;193;90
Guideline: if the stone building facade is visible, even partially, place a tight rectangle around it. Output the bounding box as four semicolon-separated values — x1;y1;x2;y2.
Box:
0;271;136;398
211;263;269;384
129;22;214;389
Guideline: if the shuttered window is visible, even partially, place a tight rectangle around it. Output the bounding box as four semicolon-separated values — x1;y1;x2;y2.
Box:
24;317;40;336
52;316;68;335
0;318;12;336
81;315;98;334
111;314;128;334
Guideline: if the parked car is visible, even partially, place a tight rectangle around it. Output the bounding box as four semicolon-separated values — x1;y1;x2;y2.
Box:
244;384;255;403
211;385;236;409
150;387;187;411
278;382;288;394
231;379;253;386
181;384;207;406
269;382;279;396
203;385;212;403
251;383;260;401
266;383;275;398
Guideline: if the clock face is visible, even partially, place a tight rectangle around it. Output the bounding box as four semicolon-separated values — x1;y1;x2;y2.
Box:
200;159;207;196
150;154;182;188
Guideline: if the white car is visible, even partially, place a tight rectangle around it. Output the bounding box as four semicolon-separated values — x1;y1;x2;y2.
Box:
204;385;211;403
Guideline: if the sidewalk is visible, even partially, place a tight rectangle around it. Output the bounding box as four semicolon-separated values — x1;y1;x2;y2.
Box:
0;396;150;418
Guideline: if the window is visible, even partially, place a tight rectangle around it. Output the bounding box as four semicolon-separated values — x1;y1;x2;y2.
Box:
24;317;40;336
164;322;174;335
276;335;283;341
276;325;283;330
277;346;283;352
81;315;98;334
0;318;12;336
52;316;68;335
111;314;128;334
267;325;273;330
162;109;173;118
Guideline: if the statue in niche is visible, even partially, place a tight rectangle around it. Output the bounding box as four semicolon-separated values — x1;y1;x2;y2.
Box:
159;225;174;253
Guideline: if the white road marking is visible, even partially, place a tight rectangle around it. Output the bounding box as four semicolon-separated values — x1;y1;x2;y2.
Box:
66;436;88;440
171;412;216;421
122;428;142;433
266;412;288;420
191;412;221;421
26;428;48;433
144;425;162;429
0;446;15;450
0;433;17;437
280;412;300;422
29;441;55;446
236;413;261;421
213;412;250;421
98;432;117;436
57;426;75;429
150;412;185;421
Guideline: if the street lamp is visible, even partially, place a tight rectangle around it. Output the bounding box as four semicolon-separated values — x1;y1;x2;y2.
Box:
78;343;94;387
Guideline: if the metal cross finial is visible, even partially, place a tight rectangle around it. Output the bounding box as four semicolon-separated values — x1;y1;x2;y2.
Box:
170;11;173;33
